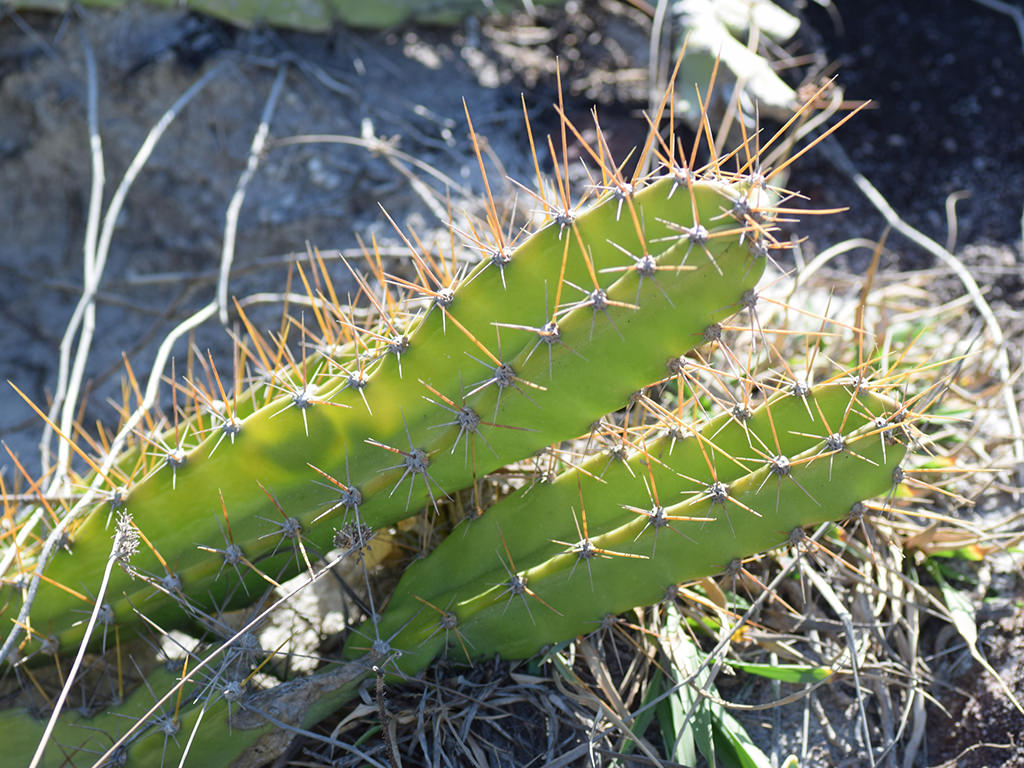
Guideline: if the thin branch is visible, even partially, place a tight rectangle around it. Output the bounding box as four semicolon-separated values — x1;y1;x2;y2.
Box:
218;65;287;326
43;57;225;488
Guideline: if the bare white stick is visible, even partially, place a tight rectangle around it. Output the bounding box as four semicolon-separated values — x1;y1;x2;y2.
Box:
44;60;225;489
29;519;130;768
0;301;216;669
2;60;229;669
40;36;104;482
218;65;287;326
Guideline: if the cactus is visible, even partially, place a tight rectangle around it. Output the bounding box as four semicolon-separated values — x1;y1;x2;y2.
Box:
10;165;770;657
366;381;904;671
1;395;906;765
8;0;565;31
1;73;922;767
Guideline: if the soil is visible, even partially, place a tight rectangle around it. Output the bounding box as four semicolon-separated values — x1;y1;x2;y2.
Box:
933;599;1024;767
1;0;1022;765
794;0;1024;262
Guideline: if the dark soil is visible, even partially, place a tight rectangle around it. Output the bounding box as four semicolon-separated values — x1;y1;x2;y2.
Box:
930;599;1024;767
793;0;1024;261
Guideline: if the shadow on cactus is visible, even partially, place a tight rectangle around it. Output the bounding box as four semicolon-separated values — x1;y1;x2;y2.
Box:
0;68;942;767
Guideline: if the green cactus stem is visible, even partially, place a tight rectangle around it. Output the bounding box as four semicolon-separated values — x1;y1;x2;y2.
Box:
8;0;567;32
447;418;903;660
368;381;901;653
10;403;906;767
8;171;771;656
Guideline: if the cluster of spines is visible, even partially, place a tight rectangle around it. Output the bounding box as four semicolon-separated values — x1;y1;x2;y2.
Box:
0;71;924;767
3;112;783;650
355;375;913;669
0;368;924;766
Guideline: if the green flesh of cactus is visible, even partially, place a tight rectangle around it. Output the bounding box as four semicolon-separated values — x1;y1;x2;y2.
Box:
9;0;567;31
366;383;900;664
1;85;918;766
14;177;766;654
5;388;905;767
443;417;901;661
354;383;904;674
